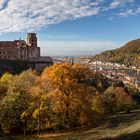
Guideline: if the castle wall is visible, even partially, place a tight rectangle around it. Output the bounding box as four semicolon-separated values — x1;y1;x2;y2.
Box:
0;46;19;60
28;47;40;59
0;59;53;75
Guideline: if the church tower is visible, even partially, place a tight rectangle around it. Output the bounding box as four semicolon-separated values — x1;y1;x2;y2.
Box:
26;33;37;47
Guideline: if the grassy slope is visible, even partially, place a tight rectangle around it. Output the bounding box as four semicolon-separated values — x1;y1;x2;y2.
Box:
1;110;140;140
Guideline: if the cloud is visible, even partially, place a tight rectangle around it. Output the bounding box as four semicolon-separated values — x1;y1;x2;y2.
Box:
105;0;134;10
0;0;102;34
39;39;121;56
0;0;4;9
0;0;137;34
117;6;140;17
110;1;120;9
109;0;134;9
117;9;135;17
0;0;8;10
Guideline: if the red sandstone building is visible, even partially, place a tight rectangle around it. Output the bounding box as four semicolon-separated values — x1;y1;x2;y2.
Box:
0;33;40;60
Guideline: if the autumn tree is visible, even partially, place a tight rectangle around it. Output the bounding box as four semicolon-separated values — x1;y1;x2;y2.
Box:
0;72;13;100
41;63;97;128
103;86;116;114
115;87;136;113
0;69;38;134
30;76;49;134
92;85;136;115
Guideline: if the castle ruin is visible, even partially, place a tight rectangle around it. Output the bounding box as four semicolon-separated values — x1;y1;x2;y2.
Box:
0;33;53;74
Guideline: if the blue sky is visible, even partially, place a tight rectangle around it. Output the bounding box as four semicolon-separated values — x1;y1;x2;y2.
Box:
0;0;140;56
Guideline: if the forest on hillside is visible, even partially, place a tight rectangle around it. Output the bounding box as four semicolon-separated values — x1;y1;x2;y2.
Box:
91;39;140;67
0;63;139;136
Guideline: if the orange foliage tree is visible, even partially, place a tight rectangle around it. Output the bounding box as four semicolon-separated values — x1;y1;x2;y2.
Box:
41;63;97;128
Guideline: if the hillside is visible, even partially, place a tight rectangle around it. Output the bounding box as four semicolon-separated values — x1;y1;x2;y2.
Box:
90;39;140;67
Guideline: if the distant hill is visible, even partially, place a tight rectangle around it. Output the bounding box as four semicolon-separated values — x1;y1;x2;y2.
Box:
90;39;140;67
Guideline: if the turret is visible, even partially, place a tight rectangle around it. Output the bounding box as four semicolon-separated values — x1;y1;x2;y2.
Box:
26;33;37;47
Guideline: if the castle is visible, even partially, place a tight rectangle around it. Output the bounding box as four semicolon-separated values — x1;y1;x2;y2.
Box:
0;33;40;60
0;33;53;74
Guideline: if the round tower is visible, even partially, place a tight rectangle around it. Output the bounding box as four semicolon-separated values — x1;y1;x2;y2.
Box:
26;33;37;47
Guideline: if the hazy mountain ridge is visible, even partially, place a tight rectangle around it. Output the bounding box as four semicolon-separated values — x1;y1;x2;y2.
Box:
90;39;140;67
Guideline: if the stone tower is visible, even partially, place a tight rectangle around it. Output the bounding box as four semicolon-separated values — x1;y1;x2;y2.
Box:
26;33;37;47
26;33;40;59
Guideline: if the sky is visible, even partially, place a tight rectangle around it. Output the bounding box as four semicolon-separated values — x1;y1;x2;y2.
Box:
0;0;140;56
